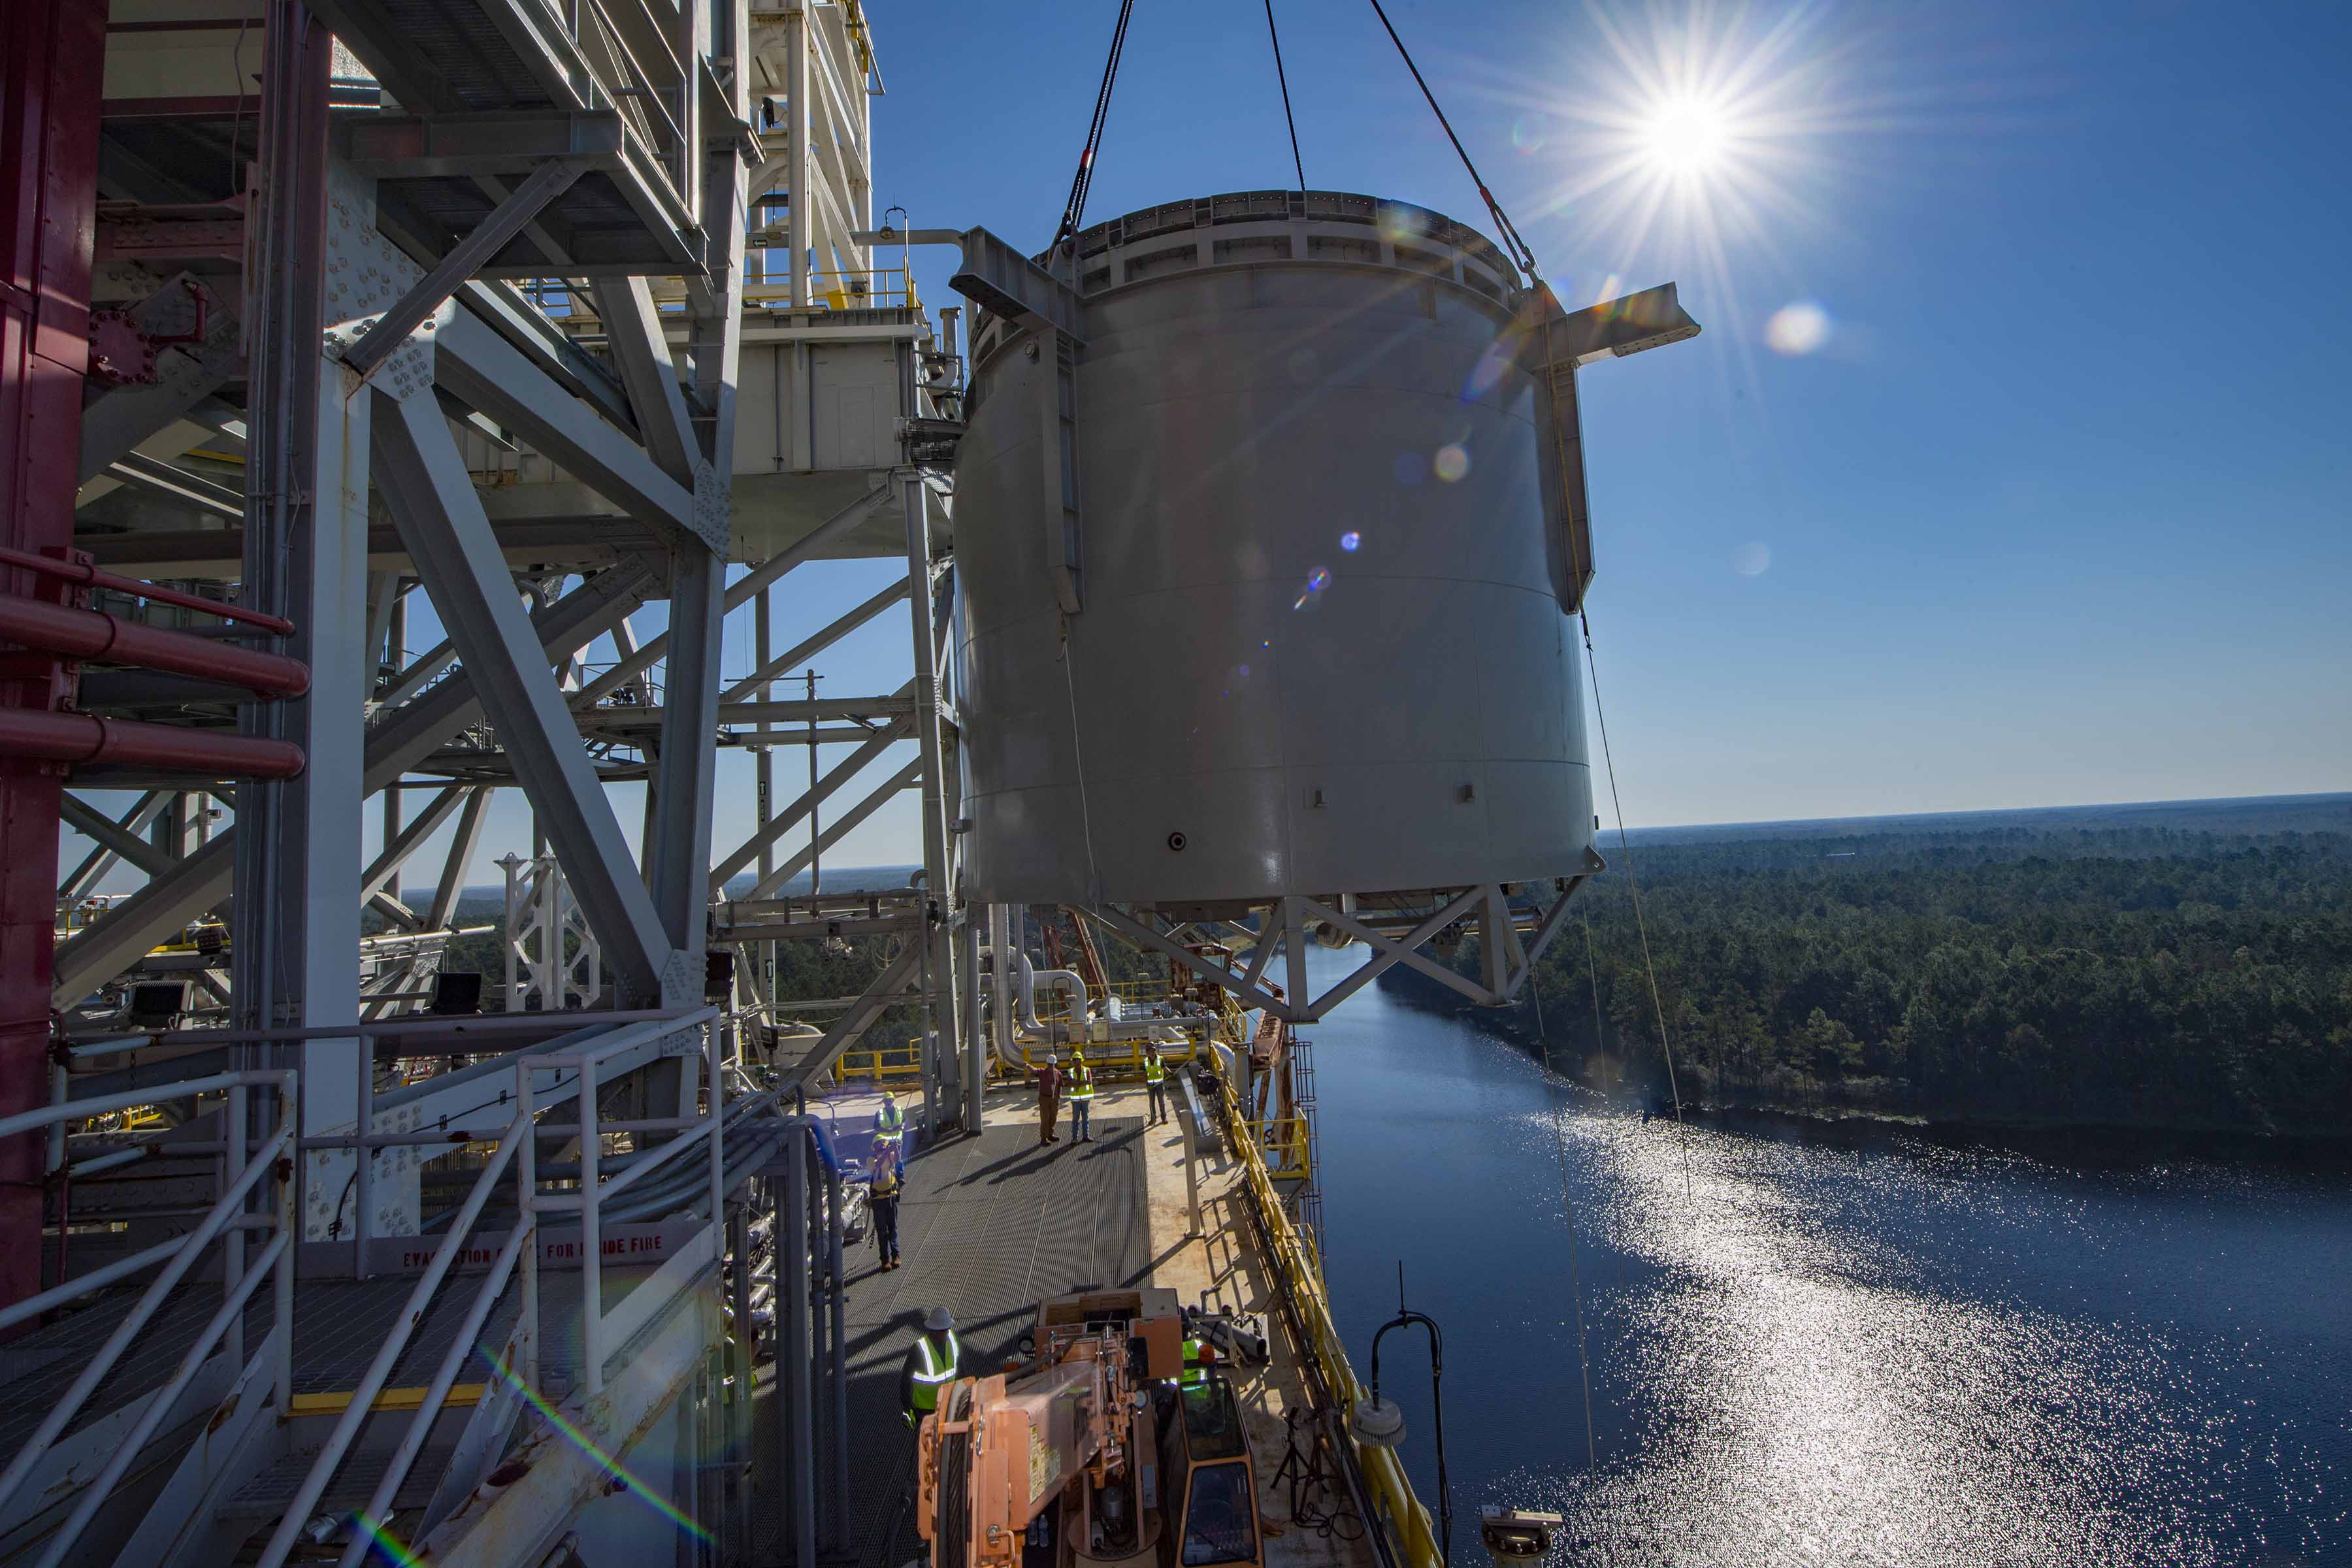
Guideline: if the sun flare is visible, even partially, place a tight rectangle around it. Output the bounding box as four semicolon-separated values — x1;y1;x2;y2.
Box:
1642;93;1730;177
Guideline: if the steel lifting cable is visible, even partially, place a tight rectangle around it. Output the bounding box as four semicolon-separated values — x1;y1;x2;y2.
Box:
1263;0;1307;193
1364;0;1542;281
1051;0;1140;255
1581;609;1695;1202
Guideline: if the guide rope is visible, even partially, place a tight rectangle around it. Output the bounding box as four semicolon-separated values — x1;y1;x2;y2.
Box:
1262;0;1307;193
1049;0;1139;257
1363;0;1543;281
1582;608;1695;1201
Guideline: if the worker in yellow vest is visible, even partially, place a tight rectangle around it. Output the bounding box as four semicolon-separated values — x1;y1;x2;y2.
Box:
1068;1051;1096;1143
1143;1041;1169;1125
902;1307;960;1427
874;1090;906;1158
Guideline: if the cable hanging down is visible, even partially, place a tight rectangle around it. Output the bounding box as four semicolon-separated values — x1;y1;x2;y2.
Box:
1363;0;1542;282
1581;608;1695;1201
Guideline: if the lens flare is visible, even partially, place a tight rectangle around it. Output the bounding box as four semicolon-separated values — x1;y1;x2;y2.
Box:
1644;94;1729;175
481;1348;714;1542
1392;451;1428;487
1512;112;1550;153
1340;531;1362;552
352;1514;428;1567
1765;300;1833;355
1433;444;1471;483
1293;567;1332;611
1733;541;1771;576
1497;3;1857;370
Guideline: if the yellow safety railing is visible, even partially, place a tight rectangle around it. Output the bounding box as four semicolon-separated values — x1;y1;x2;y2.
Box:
1014;1036;1201;1075
1250;1113;1314;1181
836;1041;925;1083
1215;1075;1444;1568
737;267;921;312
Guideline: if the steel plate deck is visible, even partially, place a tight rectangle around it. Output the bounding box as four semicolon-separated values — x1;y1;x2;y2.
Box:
754;1113;1151;1568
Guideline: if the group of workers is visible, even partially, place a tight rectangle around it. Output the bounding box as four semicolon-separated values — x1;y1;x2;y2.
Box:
1032;1039;1172;1145
849;1094;958;1428
865;1042;1193;1431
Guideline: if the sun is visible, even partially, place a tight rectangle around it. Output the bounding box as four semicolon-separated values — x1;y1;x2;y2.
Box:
1642;93;1730;178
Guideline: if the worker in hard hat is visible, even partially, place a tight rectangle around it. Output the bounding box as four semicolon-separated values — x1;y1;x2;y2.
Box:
902;1307;960;1428
1035;1051;1063;1145
868;1146;904;1271
874;1089;906;1158
1143;1040;1169;1125
1067;1049;1096;1143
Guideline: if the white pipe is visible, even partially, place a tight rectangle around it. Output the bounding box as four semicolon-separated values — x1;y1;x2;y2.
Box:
976;948;1093;1070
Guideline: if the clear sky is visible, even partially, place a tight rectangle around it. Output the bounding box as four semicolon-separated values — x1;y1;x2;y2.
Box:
860;0;2351;832
69;1;2352;894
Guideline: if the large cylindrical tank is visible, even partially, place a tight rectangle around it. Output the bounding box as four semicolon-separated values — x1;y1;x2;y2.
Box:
955;191;1593;908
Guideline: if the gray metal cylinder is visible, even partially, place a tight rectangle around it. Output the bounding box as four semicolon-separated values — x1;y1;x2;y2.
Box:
955;191;1593;907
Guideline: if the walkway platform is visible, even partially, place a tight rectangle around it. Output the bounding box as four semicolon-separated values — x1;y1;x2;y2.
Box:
755;1100;1152;1568
759;1079;1374;1568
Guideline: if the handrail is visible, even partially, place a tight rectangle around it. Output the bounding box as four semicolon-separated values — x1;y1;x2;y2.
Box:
1214;1075;1444;1568
34;1234;288;1568
255;1115;528;1568
333;1219;535;1568
13;1007;734;1565
0;1069;295;1539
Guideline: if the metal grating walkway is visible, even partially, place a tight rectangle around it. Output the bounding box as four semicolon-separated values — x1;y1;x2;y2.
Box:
755;1114;1154;1568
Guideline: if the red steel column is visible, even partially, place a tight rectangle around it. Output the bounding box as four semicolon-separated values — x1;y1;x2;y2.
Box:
0;0;105;1315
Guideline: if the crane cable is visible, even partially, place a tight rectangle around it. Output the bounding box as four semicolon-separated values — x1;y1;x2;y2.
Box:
1263;0;1307;193
1049;0;1139;257
1581;608;1694;1202
1363;0;1543;282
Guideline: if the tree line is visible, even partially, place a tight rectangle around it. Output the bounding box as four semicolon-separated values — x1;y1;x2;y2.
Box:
1403;826;2352;1137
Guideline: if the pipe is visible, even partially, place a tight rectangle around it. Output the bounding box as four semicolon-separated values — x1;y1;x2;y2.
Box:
0;710;304;777
0;545;294;634
0;595;308;695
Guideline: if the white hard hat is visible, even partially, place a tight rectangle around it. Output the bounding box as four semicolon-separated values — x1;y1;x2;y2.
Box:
924;1307;955;1332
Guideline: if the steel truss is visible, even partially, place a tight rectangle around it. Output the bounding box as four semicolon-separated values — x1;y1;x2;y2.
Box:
5;0;942;1563
1082;862;1601;1024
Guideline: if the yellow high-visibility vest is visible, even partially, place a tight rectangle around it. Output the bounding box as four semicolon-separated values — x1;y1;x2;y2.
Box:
909;1331;960;1411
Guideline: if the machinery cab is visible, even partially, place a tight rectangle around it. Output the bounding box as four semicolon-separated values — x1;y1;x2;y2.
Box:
1153;1373;1264;1568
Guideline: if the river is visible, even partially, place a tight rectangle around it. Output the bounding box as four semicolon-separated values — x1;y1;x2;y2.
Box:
1298;944;2352;1567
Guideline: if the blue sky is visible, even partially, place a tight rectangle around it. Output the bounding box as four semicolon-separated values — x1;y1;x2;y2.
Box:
73;1;2351;893
857;0;2350;832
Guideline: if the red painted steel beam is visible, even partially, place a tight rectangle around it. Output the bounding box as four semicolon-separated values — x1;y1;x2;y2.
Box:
0;0;106;1317
0;710;304;778
0;596;310;696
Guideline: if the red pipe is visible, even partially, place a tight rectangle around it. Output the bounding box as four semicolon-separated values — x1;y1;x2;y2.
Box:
0;709;304;777
0;544;295;634
0;595;309;696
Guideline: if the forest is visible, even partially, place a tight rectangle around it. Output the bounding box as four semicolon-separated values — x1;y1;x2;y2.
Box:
1395;825;2352;1137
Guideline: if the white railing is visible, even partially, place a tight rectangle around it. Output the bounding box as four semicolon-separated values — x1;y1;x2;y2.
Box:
252;1003;725;1568
0;1070;298;1568
16;1002;735;1567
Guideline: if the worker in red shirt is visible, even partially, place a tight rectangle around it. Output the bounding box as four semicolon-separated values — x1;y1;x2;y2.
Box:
1035;1052;1063;1145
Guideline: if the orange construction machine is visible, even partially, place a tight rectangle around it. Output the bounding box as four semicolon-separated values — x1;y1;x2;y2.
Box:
917;1288;1265;1568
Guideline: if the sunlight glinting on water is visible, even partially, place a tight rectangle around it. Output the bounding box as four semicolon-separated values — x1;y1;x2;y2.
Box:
1307;944;2346;1568
1514;1112;2230;1565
